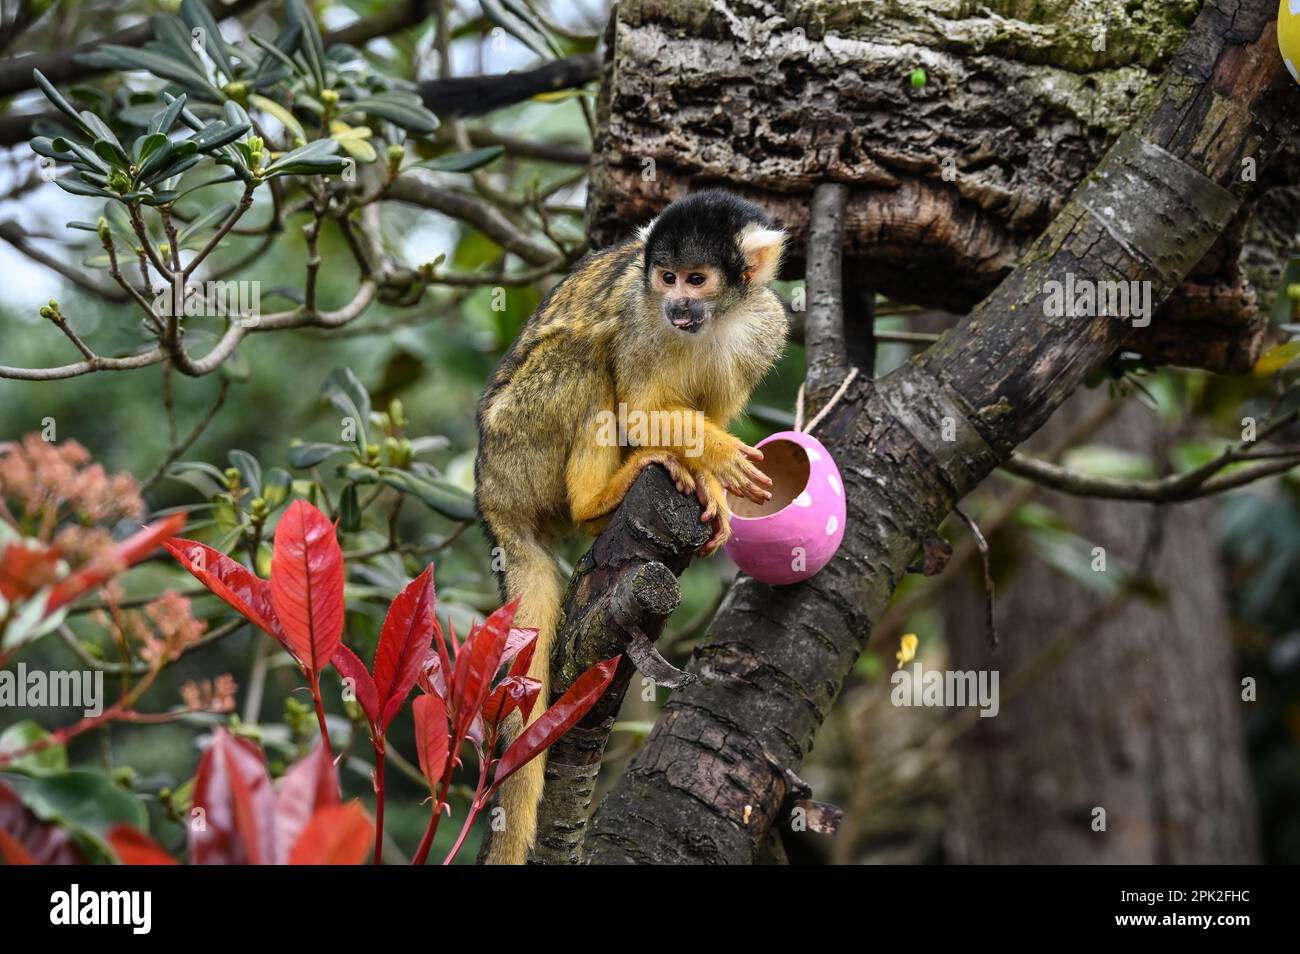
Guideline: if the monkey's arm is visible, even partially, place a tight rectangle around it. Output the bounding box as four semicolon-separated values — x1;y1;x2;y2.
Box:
567;404;772;553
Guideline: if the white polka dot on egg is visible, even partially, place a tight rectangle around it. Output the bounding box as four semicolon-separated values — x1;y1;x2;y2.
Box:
825;515;838;535
793;491;812;507
828;474;842;496
806;448;822;462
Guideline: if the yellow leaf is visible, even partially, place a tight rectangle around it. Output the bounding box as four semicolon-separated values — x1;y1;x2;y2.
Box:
896;633;919;670
1253;340;1300;376
249;93;307;148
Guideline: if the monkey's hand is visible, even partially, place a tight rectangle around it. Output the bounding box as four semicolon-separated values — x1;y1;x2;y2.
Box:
687;432;772;556
713;437;772;505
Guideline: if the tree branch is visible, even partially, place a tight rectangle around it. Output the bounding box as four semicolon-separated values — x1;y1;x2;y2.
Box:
521;465;709;864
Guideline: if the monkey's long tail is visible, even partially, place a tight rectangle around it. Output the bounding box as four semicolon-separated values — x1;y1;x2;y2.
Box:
481;521;565;865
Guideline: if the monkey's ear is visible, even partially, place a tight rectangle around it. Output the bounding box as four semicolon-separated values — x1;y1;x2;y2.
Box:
740;227;786;286
637;217;659;243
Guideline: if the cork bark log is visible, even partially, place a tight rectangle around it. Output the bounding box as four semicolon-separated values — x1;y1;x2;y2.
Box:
578;0;1295;864
587;0;1298;374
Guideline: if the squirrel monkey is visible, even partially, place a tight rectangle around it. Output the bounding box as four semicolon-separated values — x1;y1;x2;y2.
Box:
474;189;788;864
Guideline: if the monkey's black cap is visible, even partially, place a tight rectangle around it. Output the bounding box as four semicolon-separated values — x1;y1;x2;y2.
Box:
644;189;772;287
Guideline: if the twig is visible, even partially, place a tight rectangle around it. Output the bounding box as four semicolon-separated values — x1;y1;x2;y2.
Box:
951;507;996;649
140;378;232;494
803;182;850;412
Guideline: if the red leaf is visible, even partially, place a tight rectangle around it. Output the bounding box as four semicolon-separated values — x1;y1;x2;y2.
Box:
273;742;340;865
107;825;178;865
189;727;276;865
162;538;285;648
412;693;449;790
449;600;518;749
332;643;380;727
505;626;539;679
270;500;345;677
482;675;541;729
493;655;620;788
288;802;373;865
0;829;37;865
46;512;186;612
374;566;436;731
418;650;447;701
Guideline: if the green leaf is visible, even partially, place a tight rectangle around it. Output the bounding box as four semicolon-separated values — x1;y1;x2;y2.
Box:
148;92;189;135
320;367;372;454
30;137;76;162
249;31;302;83
55;178;115;199
261;137;340;175
413;146;505;173
92;138;130;168
181;0;236;80
287;441;349;469
167;460;228;499
53;137;110;174
286;0;326;93
480;0;562;60
263;156;347;177
150;12;211;77
338;484;362;532
0;770;148;863
261;467;293;507
228;449;262;495
344;95;439;134
375;467;476;521
196;121;251;153
76;44;218;95
33;70;92;135
134;131;169;165
0;722;67;776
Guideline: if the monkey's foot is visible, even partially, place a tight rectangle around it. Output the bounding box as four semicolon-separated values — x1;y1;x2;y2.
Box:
695;474;732;556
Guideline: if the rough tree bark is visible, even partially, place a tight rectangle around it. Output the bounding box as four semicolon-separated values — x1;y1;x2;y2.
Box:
588;0;1298;373
943;391;1259;864
574;0;1293;863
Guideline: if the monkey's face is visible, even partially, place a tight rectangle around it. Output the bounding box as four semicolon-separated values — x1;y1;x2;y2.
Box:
649;264;727;334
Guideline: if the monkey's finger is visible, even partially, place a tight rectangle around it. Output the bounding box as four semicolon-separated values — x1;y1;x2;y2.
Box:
738;442;764;462
741;462;773;486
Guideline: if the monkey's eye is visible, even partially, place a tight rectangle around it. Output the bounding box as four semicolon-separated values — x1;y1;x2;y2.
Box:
661;271;676;286
686;273;707;287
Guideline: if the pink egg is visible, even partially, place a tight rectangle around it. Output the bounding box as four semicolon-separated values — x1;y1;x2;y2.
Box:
723;430;846;585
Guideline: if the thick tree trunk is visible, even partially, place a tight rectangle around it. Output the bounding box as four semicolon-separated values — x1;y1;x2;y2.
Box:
942;390;1258;863
581;0;1292;864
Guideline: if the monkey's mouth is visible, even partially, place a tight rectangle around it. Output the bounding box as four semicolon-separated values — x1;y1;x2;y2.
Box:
669;314;705;333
